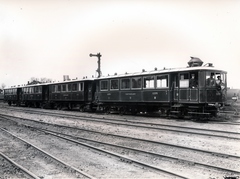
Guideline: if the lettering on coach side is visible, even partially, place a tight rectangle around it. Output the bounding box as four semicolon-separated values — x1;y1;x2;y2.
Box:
125;93;136;96
152;92;158;95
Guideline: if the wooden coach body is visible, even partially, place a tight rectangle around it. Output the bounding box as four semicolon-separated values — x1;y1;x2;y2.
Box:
95;65;227;114
48;79;95;109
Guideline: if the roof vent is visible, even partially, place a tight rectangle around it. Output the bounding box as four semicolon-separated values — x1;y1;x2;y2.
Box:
188;57;203;67
142;69;145;72
204;63;214;67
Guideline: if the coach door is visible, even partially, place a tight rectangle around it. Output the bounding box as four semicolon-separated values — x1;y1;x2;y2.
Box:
85;81;94;102
178;72;198;102
172;73;179;102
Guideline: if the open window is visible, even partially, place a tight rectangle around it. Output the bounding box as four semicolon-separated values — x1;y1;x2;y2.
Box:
179;73;189;88
143;76;155;89
157;75;168;88
189;72;198;88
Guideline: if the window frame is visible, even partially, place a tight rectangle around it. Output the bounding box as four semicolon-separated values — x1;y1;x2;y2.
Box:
79;82;84;91
156;74;169;88
143;75;155;89
121;78;131;90
131;77;142;89
110;79;119;91
179;73;189;88
100;80;109;91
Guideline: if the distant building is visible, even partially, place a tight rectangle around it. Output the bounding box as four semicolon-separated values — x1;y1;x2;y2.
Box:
227;88;240;102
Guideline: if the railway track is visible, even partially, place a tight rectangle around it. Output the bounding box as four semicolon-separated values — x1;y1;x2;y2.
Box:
0;151;38;179
2;108;240;140
1;114;239;177
0;127;95;179
34;126;240;175
0;116;175;178
2;104;240;125
1;113;239;158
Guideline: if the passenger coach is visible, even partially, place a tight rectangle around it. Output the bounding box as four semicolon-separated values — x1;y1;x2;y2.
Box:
48;78;95;111
4;87;21;106
95;57;227;117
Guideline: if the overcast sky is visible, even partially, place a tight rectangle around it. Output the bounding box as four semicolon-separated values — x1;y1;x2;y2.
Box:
1;0;240;88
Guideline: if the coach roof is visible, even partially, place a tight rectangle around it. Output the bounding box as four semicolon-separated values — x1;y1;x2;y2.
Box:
97;66;227;80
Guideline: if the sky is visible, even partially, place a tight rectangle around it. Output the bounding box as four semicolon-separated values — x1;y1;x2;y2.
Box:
1;0;240;88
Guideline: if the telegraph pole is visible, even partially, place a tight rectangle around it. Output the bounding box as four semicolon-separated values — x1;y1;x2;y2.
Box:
89;53;102;78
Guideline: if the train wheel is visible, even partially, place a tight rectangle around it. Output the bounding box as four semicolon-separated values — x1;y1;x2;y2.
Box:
8;102;12;106
79;106;85;112
68;103;72;110
57;105;62;110
119;107;126;116
104;106;110;114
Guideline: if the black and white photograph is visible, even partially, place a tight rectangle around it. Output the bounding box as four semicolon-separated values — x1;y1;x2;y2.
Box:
0;0;240;178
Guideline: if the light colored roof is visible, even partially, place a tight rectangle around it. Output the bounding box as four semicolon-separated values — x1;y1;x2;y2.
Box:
97;66;227;79
5;78;95;89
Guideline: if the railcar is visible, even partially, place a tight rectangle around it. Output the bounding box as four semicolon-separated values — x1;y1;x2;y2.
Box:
21;84;49;108
95;57;227;117
48;78;95;111
3;57;228;118
4;87;22;106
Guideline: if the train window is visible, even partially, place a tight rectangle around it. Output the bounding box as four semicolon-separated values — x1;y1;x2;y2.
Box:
62;84;67;92
143;76;155;89
206;72;215;87
52;86;56;92
132;77;142;89
198;71;205;87
110;79;119;90
121;78;130;90
72;83;77;91
79;82;84;91
68;84;71;91
39;86;42;93
100;80;108;91
179;73;189;88
34;86;39;93
157;75;168;88
57;85;61;92
189;72;198;88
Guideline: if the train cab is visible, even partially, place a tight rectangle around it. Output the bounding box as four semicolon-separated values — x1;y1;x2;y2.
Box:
173;69;227;104
171;57;227;116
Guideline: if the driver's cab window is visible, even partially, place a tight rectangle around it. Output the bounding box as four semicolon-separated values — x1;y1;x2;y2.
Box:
206;72;215;87
215;73;225;86
189;72;198;88
206;72;226;89
179;73;189;88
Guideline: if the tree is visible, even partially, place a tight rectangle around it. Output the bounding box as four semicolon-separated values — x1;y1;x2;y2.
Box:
28;77;52;85
0;83;6;93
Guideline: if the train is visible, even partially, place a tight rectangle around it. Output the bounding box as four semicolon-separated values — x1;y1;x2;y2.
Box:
4;57;228;118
